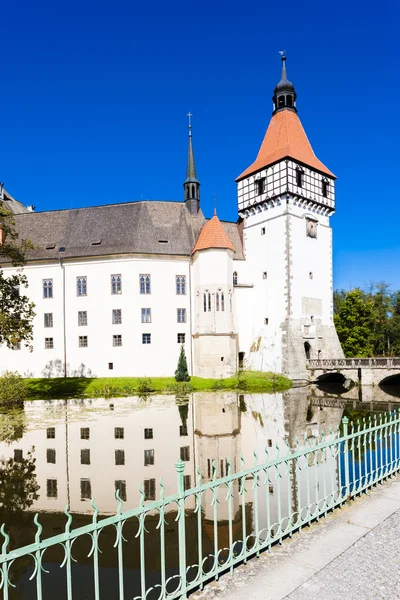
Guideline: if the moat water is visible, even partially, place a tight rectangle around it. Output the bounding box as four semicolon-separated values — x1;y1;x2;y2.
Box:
0;384;399;599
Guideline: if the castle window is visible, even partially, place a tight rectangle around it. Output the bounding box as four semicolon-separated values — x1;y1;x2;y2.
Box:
203;292;211;312
14;449;23;462
115;427;124;439
296;169;303;188
261;227;266;235
112;309;122;325
45;337;54;349
111;274;122;295
47;479;58;498
80;449;90;465
144;479;155;501
108;362;113;370
180;446;190;461
322;180;328;198
177;333;186;344
177;308;187;323
115;450;125;465
278;96;285;108
144;428;153;439
78;311;88;326
43;279;53;299
263;272;267;279
140;274;151;294
176;275;186;295
77;276;87;297
113;334;122;347
80;479;91;500
309;272;313;279
79;336;88;348
115;480;127;502
144;449;155;466
221;292;225;311
80;428;90;440
286;95;293;107
141;308;151;323
184;475;191;491
233;272;238;285
264;318;269;325
44;313;53;328
216;292;220;311
256;178;265;196
47;427;55;439
142;333;151;344
46;449;56;464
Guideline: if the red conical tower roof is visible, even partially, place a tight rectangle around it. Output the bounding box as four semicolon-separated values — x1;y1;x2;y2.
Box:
236;109;335;181
192;215;235;254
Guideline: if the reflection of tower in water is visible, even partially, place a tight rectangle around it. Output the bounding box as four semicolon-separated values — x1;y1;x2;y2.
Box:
283;387;344;517
193;393;248;549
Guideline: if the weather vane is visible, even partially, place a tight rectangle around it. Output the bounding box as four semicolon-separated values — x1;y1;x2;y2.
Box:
279;50;286;58
187;112;192;128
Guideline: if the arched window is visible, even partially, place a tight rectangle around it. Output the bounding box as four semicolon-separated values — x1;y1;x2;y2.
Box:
286;95;293;106
203;291;211;312
304;342;311;360
278;96;285;107
216;292;220;311
140;274;151;294
203;293;207;312
221;292;225;311
233;272;238;285
208;292;211;312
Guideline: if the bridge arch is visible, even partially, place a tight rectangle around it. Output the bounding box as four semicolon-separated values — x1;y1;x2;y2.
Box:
380;373;400;387
315;372;347;385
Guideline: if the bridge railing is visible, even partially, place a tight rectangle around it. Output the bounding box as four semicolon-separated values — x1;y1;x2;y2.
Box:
308;358;400;369
1;411;400;599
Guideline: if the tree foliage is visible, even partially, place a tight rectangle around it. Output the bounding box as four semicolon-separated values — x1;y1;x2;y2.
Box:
175;345;190;382
334;283;400;357
0;201;35;349
0;372;28;408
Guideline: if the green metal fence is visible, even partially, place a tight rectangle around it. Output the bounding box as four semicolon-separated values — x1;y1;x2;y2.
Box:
1;410;400;599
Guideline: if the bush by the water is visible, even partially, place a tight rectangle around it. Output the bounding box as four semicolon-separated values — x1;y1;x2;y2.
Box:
0;372;27;407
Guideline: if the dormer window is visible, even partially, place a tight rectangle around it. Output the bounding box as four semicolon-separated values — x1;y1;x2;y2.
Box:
256;178;265;196
296;169;304;188
322;180;328;198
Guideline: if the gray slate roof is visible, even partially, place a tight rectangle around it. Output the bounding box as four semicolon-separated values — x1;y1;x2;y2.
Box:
11;201;244;262
2;189;31;215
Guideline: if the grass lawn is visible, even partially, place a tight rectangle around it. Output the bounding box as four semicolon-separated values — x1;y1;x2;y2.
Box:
25;371;292;400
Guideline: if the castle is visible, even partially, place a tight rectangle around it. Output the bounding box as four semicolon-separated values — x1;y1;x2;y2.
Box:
0;57;343;380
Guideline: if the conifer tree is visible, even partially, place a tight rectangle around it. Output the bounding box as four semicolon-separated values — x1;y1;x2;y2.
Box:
175;345;190;382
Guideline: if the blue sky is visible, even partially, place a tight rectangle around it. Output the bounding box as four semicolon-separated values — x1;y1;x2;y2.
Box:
1;0;398;291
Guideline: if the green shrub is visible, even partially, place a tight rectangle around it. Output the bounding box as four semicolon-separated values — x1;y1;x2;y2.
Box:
175;346;190;382
166;382;193;394
0;372;27;408
211;379;225;390
137;379;154;395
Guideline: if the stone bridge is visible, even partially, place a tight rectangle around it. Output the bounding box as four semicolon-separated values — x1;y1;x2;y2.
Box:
307;358;400;386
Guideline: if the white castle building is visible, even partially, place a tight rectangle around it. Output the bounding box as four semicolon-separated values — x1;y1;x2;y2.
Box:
0;57;343;380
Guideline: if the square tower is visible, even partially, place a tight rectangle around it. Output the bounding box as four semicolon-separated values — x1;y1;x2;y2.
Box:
234;56;343;379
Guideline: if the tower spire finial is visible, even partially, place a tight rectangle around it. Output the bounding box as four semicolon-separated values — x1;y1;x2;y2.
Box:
184;113;200;215
272;52;297;115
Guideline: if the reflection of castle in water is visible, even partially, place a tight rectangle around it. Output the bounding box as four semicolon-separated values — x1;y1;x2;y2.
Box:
0;389;346;529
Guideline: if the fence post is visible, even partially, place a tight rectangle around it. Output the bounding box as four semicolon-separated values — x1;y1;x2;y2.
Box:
342;417;350;500
175;459;187;599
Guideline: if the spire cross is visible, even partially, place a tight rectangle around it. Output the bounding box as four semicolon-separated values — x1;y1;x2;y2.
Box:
187;111;192;127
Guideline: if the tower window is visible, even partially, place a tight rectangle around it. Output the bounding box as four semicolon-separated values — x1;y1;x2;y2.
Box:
309;272;313;279
263;272;267;279
256;178;265;196
233;272;238;285
203;291;211;312
278;96;285;108
322;180;328;198
296;169;303;188
286;95;293;106
140;274;151;294
261;227;266;235
264;318;269;325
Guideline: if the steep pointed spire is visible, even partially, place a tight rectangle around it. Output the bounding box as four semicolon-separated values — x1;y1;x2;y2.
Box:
272;52;297;115
184;113;200;215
